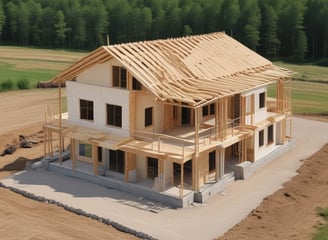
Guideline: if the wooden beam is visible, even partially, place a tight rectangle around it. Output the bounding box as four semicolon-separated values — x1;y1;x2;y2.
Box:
180;162;184;199
71;139;76;170
59;83;62;164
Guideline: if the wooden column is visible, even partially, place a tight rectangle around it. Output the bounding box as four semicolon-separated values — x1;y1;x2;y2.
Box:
180;162;184;199
92;143;98;175
193;107;200;191
215;100;219;140
276;79;284;113
43;127;47;158
58;82;63;164
129;92;136;134
125;153;136;182
215;148;220;181
219;148;225;180
217;97;228;140
71;139;76;169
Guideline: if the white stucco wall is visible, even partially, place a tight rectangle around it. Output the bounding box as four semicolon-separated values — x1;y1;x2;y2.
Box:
77;62;110;87
66;81;130;136
242;86;268;124
254;123;277;161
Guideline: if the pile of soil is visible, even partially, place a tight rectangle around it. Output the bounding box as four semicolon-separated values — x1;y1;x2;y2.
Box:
218;143;328;240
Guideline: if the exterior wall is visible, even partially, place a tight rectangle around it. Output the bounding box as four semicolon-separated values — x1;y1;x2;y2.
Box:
77;62;110;87
198;147;217;187
136;155;147;180
254;123;277;161
164;159;173;187
66;81;130;136
242;86;268;124
134;92;164;133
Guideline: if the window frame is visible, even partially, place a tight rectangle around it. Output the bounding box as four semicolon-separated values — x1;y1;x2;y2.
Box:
145;107;153;127
267;125;274;145
106;104;122;128
259;129;264;147
259;92;266;109
80;99;94;121
112;66;127;89
147;157;158;179
132;77;142;90
202;103;215;117
208;150;216;172
109;150;125;174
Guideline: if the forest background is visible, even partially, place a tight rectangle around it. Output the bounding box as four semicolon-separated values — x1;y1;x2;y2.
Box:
0;0;327;63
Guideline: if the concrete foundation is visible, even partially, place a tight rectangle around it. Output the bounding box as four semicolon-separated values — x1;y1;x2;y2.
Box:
234;138;296;180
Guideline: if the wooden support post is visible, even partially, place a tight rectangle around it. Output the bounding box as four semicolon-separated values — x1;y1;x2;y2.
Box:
49;131;53;157
215;100;219;140
219;148;225;180
215;148;220;181
71;139;76;169
59;83;63;164
180;162;184;199
124;153;129;182
92;144;98;175
43;127;47;158
192;107;200;191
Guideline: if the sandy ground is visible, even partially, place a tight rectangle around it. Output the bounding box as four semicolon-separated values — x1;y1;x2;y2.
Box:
0;89;137;240
1;89;328;240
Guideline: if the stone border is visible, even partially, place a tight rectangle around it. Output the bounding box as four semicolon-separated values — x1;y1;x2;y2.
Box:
0;182;156;240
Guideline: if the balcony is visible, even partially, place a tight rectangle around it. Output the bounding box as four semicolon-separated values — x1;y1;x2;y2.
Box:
122;117;251;163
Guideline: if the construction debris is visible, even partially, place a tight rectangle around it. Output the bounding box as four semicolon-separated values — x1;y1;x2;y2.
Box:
19;135;38;148
0;144;17;157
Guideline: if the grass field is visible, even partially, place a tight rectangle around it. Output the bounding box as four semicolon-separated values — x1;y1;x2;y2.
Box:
0;46;327;114
314;208;328;240
274;61;328;83
0;46;86;90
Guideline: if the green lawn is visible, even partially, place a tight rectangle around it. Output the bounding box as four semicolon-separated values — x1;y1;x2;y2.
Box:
0;61;59;89
314;208;328;240
270;62;328;115
274;61;328;83
0;46;86;91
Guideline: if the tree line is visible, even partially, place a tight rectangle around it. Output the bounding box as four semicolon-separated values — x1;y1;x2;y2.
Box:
0;0;327;61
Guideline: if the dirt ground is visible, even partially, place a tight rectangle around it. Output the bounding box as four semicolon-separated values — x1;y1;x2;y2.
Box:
1;89;327;240
0;89;137;240
218;143;328;240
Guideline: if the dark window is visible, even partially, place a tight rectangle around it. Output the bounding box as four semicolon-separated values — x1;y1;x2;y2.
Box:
145;107;153;127
112;66;127;89
147;157;158;178
202;105;209;116
268;125;274;144
107;104;122;127
259;130;264;147
259;92;265;108
112;66;120;87
202;104;215;117
132;77;142;90
209;150;216;172
79;143;92;158
210;103;215;115
109;150;125;173
98;147;102;163
80;99;94;120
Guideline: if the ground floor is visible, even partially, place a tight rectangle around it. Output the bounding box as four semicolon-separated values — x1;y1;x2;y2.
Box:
43;112;292;206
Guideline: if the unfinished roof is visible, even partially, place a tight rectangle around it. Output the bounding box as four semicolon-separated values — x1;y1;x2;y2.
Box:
52;32;292;107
